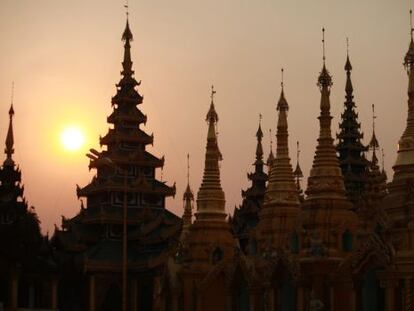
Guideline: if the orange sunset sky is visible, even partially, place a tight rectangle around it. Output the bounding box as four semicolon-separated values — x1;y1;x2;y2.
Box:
0;0;412;233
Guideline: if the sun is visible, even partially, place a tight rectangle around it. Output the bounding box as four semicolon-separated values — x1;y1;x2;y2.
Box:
60;126;85;152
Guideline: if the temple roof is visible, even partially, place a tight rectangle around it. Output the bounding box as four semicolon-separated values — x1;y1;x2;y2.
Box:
336;51;369;203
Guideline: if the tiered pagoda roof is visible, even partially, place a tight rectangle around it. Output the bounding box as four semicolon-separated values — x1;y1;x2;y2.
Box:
0;102;45;268
53;18;180;273
336;51;369;205
231;119;268;252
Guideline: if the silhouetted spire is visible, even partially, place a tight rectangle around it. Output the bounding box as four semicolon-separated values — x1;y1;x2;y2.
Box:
255;115;264;165
307;28;346;199
196;86;226;221
232;116;268;252
336;42;369;204
301;30;358;260
293;141;304;192
258;69;300;250
266;129;275;171
182;154;194;239
369;104;379;166
395;9;414;169
5;84;15;166
242;115;268;198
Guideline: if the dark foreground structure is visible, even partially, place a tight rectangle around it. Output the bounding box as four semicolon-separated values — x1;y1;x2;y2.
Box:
1;13;414;311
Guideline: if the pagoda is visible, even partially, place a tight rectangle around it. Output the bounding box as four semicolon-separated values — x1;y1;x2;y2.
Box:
299;29;360;309
256;72;300;252
357;105;388;229
179;87;236;311
381;13;414;304
0;103;54;310
231;118;268;253
336;49;369;205
53;18;180;311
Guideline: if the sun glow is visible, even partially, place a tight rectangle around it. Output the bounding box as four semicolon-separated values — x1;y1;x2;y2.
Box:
60;126;85;152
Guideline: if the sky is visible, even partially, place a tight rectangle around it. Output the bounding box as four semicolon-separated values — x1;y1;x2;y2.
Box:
0;0;412;233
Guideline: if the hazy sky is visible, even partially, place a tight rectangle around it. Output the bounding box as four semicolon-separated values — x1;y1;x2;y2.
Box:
0;0;412;233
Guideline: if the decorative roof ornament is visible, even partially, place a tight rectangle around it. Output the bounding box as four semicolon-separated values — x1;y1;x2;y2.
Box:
267;129;275;168
404;9;414;72
182;153;194;239
369;104;379;150
293;141;304;180
317;28;333;90
183;153;194;202
5;82;15;166
278;68;289;111
255;114;264;164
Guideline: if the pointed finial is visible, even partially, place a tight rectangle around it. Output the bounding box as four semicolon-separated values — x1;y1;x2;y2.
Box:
297;141;300;162
269;129;273;153
346;37;349;55
322;27;326;64
187;153;190;185
211;85;216;103
369;104;379;150
10;82;15;116
410;9;413;41
281;68;284;89
124;0;129;18
372;104;377;133
269;129;273;148
5;82;15;163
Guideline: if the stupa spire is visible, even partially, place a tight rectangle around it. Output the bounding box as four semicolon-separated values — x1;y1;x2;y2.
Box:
245;115;267;191
195;86;226;221
258;69;300;250
5;83;15;166
182;154;194;237
293;141;304;192
394;9;414;169
306;28;346;199
301;30;358;260
255;114;264;164
266;129;275;171
369;104;380;168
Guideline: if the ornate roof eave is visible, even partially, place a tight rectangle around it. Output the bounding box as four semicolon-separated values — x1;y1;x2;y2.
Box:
88;154;164;170
99;129;154;146
76;181;176;198
107;110;147;125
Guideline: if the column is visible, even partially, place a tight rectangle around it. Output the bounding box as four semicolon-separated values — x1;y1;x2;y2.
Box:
381;279;398;311
404;278;412;311
249;287;260;311
263;284;273;311
296;286;304;311
51;277;58;310
225;292;232;311
10;272;18;311
171;292;178;311
89;275;96;311
131;278;138;311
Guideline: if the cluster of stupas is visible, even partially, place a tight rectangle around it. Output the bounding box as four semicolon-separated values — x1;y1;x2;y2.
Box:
1;8;414;311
